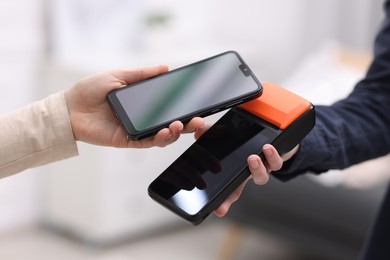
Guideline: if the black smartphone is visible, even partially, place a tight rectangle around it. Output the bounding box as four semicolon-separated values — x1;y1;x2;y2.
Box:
148;92;315;225
107;51;262;140
148;108;278;225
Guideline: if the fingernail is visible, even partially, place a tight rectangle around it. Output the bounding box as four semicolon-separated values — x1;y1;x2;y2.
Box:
263;145;273;157
178;124;184;132
249;157;259;169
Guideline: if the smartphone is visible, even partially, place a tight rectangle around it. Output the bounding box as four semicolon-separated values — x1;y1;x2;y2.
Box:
107;51;262;140
148;108;278;225
148;83;316;225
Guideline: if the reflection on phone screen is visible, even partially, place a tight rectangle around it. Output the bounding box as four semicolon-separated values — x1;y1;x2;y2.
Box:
149;109;277;215
115;52;260;131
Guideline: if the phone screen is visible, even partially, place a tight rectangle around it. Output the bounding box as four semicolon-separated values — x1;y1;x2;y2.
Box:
148;109;277;217
108;51;262;139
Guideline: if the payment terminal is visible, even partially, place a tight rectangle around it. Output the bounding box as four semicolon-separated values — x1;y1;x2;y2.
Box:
148;82;315;225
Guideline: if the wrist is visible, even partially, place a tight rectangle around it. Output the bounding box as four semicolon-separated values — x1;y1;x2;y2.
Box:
63;88;79;140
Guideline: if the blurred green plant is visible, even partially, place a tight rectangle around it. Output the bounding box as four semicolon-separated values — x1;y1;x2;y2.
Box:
144;11;172;29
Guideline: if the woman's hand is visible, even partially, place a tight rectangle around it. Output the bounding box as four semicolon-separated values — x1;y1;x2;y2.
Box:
64;65;205;148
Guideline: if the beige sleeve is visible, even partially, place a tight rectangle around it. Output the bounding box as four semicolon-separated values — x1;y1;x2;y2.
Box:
0;91;79;178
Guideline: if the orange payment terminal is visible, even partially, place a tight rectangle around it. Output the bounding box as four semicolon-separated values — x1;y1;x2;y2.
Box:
148;83;315;225
238;82;315;155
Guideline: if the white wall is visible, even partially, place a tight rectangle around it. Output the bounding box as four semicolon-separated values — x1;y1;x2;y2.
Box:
47;0;384;81
0;0;385;238
0;0;44;232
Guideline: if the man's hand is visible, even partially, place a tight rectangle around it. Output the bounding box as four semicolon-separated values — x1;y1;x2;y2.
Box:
214;144;299;217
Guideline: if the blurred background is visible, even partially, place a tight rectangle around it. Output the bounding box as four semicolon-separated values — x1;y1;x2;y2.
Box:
1;0;390;259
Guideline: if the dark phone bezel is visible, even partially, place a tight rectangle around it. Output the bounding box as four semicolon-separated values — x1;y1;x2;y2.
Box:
148;106;315;225
107;51;263;140
147;108;279;225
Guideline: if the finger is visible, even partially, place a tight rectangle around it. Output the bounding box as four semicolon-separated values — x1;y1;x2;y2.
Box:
247;155;269;185
155;121;183;147
262;144;283;171
167;121;184;140
182;117;205;134
112;65;169;85
281;145;299;161
214;177;251;217
142;128;173;148
130;121;183;148
214;202;229;217
194;125;211;140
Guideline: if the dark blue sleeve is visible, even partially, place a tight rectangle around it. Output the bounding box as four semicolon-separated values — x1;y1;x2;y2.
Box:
274;1;390;181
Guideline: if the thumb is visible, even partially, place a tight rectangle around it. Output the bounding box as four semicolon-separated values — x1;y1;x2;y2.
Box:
111;65;169;85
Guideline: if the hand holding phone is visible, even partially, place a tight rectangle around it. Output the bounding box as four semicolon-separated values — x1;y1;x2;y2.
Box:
148;83;315;225
107;51;262;140
148;109;278;224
